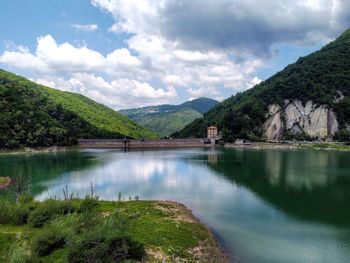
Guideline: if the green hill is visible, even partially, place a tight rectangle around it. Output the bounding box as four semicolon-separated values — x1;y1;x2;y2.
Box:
119;98;218;137
174;29;350;142
0;69;157;148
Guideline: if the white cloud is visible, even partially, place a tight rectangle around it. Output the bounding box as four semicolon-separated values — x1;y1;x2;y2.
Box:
36;35;105;72
173;50;225;62
89;0;350;100
2;0;349;110
0;50;47;72
72;23;98;31
0;35;177;108
31;73;177;109
188;86;220;98
34;78;57;88
0;31;262;108
108;23;124;33
91;0;350;55
106;48;141;66
0;35;147;78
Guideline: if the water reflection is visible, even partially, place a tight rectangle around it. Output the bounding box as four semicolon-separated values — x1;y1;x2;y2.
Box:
203;148;350;226
0;151;97;195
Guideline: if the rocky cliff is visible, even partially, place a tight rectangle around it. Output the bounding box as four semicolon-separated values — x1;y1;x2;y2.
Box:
263;100;339;141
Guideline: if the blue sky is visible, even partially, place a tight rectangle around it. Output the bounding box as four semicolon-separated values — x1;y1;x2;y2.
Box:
0;0;349;109
0;0;120;54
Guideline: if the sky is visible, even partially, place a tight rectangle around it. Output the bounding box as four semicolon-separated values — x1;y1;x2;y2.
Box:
0;0;349;109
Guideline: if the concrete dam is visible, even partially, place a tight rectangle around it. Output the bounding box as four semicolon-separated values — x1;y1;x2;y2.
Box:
78;139;208;148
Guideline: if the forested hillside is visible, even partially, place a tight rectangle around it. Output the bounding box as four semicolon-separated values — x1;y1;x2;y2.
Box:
174;29;350;142
120;98;218;137
0;70;157;148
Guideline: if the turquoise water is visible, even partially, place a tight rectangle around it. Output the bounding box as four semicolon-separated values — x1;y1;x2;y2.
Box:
1;147;350;262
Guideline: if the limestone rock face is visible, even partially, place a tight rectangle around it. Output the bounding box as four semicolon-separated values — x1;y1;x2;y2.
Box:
328;111;339;136
263;100;339;140
302;105;329;138
263;105;283;141
285;101;305;131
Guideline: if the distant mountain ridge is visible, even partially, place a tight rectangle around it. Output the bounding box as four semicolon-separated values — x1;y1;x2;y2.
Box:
120;97;219;137
0;69;157;148
174;29;350;142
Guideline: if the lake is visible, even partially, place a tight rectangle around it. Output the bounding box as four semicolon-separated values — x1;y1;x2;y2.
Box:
1;147;350;263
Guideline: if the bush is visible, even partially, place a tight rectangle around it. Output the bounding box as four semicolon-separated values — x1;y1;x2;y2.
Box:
79;196;99;213
6;139;20;149
0;198;32;225
68;214;145;263
334;129;350;142
0;199;13;224
31;227;66;256
28;200;76;228
18;193;34;204
11;205;31;225
68;232;144;263
282;131;317;141
8;244;28;263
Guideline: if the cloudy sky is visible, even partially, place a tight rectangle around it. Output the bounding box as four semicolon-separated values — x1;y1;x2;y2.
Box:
0;0;349;109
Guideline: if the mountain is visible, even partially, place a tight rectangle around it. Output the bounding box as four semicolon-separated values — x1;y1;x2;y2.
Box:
0;69;157;148
174;29;350;142
119;97;218;137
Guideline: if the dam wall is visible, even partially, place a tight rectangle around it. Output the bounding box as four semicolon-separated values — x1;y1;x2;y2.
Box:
78;139;206;148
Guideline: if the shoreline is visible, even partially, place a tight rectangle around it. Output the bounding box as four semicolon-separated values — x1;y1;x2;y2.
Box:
0;146;80;155
0;198;229;262
155;200;230;262
224;141;350;151
1;141;350;155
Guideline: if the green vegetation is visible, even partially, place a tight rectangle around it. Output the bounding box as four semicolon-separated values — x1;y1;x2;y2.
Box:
120;98;218;137
300;143;350;151
174;29;350;142
135;108;202;137
0;69;158;149
0;196;223;262
0;177;10;186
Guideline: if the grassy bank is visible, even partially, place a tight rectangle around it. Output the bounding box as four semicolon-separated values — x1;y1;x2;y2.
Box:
0;146;81;156
225;141;350;151
299;143;350;151
0;177;11;188
0;197;227;263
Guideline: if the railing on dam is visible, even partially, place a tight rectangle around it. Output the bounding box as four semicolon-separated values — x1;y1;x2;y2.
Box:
78;139;206;148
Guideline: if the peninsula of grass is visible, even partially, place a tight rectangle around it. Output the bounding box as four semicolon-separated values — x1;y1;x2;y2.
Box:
0;177;11;188
0;197;227;263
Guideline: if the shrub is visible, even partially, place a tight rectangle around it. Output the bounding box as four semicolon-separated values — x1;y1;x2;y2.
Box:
0;199;13;224
282;131;317;141
8;244;28;263
79;196;99;213
68;232;144;263
18;193;34;204
334;129;350;142
6;139;20;149
0;198;32;225
11;205;31;225
68;214;145;263
31;227;66;256
28;200;76;228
